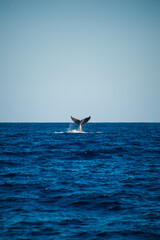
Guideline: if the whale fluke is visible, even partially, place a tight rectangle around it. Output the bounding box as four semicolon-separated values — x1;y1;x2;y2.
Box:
71;116;91;132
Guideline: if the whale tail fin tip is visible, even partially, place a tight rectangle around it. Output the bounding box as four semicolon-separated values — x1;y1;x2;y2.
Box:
71;116;81;125
81;116;91;125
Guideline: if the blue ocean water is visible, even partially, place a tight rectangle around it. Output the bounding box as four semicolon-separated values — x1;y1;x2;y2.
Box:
0;122;160;240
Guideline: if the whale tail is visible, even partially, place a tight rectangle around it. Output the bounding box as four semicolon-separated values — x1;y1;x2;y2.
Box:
71;116;91;132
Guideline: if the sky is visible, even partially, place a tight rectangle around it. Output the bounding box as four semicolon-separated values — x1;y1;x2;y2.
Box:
0;0;160;122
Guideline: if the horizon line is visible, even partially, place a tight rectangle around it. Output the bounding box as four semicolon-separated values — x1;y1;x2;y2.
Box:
0;121;160;123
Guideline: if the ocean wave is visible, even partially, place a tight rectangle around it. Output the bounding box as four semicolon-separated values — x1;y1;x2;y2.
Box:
1;122;160;240
69;149;100;159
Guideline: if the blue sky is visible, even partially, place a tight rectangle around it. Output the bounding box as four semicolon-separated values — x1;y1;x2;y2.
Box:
0;0;160;122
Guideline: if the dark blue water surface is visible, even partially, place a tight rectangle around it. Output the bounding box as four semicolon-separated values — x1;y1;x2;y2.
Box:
0;123;160;240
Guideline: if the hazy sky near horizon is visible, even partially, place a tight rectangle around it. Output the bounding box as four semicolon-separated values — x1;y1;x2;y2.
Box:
0;0;160;122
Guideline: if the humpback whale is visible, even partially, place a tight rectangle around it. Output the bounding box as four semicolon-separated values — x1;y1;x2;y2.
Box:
71;116;91;132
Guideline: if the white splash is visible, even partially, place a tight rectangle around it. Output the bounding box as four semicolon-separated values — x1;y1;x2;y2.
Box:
67;123;72;132
67;129;86;133
66;123;86;133
54;131;65;134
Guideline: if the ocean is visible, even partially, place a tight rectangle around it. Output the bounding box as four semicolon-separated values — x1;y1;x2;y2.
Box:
0;123;160;240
